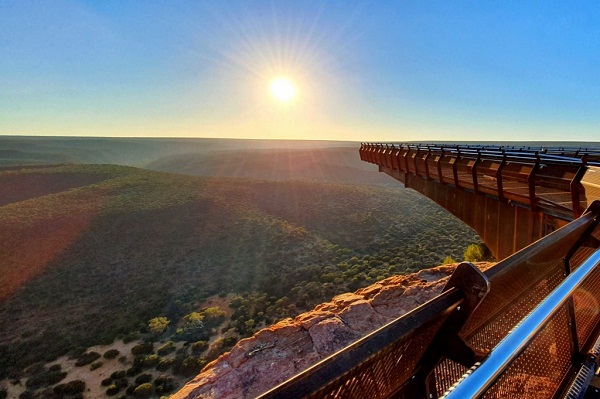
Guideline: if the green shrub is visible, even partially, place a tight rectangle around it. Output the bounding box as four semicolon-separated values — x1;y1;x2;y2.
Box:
54;380;86;396
172;356;205;377
0;388;6;399
143;354;159;367
110;370;127;380
133;383;154;398
156;358;174;372
154;375;178;395
135;374;153;384
126;365;142;377
90;361;103;370
26;370;67;389
75;351;101;367
48;364;62;372
442;255;456;264
191;341;208;355
106;384;121;396
24;363;45;376
101;377;113;386
464;243;493;262
19;391;35;399
131;342;154;356
148;317;170;334
103;349;120;359
156;341;175;356
115;378;129;388
123;332;141;344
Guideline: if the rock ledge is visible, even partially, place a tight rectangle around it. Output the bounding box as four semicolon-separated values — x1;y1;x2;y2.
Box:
172;262;494;399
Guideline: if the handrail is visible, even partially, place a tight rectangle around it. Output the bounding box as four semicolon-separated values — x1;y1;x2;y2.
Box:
362;143;598;167
442;249;600;399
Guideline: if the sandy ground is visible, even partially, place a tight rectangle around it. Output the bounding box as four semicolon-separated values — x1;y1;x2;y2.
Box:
0;296;235;399
0;339;188;399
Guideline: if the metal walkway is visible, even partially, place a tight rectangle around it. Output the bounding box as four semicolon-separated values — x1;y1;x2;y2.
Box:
359;143;600;259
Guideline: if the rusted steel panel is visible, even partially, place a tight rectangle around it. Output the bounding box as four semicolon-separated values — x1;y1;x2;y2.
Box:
514;206;534;253
497;204;516;257
484;199;500;258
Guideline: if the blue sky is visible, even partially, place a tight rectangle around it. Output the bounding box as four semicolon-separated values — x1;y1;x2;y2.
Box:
1;1;599;142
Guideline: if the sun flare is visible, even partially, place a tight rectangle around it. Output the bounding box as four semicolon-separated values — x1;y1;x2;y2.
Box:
269;77;297;103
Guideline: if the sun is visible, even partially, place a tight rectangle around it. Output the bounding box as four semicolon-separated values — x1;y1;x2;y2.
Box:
269;76;297;103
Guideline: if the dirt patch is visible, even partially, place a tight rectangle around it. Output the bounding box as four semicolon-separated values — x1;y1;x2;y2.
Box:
0;339;188;399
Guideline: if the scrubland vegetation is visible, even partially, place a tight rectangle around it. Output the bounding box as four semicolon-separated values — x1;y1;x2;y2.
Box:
0;163;483;397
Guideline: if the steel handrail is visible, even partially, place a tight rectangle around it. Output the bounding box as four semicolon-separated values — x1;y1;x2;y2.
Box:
442;248;600;399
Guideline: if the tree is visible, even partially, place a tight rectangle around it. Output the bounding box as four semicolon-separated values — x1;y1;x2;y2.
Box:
148;317;170;334
133;383;154;398
463;243;493;262
178;312;206;342
442;256;456;264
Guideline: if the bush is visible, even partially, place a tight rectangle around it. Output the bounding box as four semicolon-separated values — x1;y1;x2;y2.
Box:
442;255;456;264
156;358;174;372
75;352;101;367
148;317;170;334
24;363;46;376
143;355;159;367
133;383;154;398
19;391;35;399
0;389;6;399
131;342;154;356
191;341;208;355
101;377;113;386
135;374;153;385
67;346;87;360
156;341;175;356
48;364;61;372
54;380;86;396
103;349;120;359
464;243;493;262
123;332;141;344
172;356;205;377
155;375;178;395
126;366;142;377
90;361;103;370
106;384;121;396
110;370;127;380
26;370;67;389
115;378;129;389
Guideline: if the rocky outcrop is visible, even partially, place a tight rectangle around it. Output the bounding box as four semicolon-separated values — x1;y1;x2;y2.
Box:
172;263;494;399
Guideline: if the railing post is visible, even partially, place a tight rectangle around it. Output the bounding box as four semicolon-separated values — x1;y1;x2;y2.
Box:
528;153;540;212
570;161;587;219
437;149;445;185
472;151;481;194
424;149;432;181
452;150;460;188
496;153;506;202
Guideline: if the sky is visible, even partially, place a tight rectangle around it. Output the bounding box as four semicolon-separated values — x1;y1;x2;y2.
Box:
1;1;600;142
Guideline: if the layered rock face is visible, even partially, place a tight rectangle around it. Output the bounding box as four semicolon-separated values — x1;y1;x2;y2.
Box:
173;263;494;399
